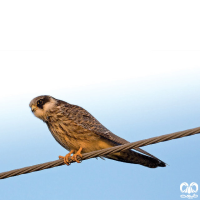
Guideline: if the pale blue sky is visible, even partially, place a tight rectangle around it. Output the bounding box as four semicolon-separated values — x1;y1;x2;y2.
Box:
0;1;200;199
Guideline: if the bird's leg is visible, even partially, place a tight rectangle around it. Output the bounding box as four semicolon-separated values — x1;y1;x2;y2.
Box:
71;147;83;163
59;150;74;165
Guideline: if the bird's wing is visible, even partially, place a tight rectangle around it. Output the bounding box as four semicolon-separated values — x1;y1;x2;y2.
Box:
60;101;163;161
60;102;128;145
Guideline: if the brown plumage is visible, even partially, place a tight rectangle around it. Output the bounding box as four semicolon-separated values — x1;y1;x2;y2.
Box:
29;95;166;168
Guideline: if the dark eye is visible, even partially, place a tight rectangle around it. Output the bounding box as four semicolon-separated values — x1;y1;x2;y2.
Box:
37;99;43;107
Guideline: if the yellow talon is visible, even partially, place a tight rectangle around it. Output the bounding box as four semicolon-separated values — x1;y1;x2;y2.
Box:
59;150;74;166
71;147;83;163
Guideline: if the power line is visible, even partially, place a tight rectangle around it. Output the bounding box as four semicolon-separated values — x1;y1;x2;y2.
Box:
0;126;200;179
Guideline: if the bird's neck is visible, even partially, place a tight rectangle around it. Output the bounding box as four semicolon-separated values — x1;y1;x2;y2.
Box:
42;106;62;123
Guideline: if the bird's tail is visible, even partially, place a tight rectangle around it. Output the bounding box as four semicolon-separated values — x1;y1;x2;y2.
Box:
105;149;166;168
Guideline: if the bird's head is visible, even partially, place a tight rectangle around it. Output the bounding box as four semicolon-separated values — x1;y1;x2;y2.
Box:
29;95;57;120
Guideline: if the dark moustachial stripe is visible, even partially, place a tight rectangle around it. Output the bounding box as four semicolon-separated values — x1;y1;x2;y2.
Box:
37;96;50;109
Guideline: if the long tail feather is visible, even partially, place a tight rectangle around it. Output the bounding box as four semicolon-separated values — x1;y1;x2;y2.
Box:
105;150;166;168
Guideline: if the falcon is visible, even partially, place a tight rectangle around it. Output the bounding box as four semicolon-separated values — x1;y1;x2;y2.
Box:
29;95;166;168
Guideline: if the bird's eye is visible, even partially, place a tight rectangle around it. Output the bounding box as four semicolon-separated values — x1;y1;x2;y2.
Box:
37;99;43;106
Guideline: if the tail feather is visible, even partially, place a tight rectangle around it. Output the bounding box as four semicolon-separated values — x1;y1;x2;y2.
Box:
105;149;166;168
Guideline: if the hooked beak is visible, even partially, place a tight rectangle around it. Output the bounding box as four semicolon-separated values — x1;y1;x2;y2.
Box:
31;105;37;112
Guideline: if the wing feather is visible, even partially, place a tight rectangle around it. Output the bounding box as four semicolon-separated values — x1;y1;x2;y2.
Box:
59;101;127;144
58;101;163;162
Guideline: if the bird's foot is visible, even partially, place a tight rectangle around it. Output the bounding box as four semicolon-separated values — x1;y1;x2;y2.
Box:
71;147;83;163
59;150;74;166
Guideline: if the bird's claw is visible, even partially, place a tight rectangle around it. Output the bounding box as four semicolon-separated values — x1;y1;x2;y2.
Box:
71;147;83;163
59;155;70;165
71;153;82;163
59;148;83;165
59;150;74;166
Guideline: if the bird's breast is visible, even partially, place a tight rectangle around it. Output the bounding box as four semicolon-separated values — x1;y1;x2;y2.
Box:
47;120;105;153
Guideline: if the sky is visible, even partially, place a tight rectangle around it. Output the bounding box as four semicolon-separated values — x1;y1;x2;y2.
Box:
0;1;200;200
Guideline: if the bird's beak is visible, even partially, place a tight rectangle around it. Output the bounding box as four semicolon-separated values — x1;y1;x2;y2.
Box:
31;105;37;112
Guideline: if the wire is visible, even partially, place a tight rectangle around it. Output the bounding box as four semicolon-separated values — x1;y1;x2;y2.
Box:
0;126;200;179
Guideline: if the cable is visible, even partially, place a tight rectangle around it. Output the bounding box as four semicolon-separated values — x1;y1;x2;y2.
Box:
0;126;200;179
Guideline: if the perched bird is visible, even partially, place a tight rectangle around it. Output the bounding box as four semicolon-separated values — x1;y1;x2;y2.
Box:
29;95;166;168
